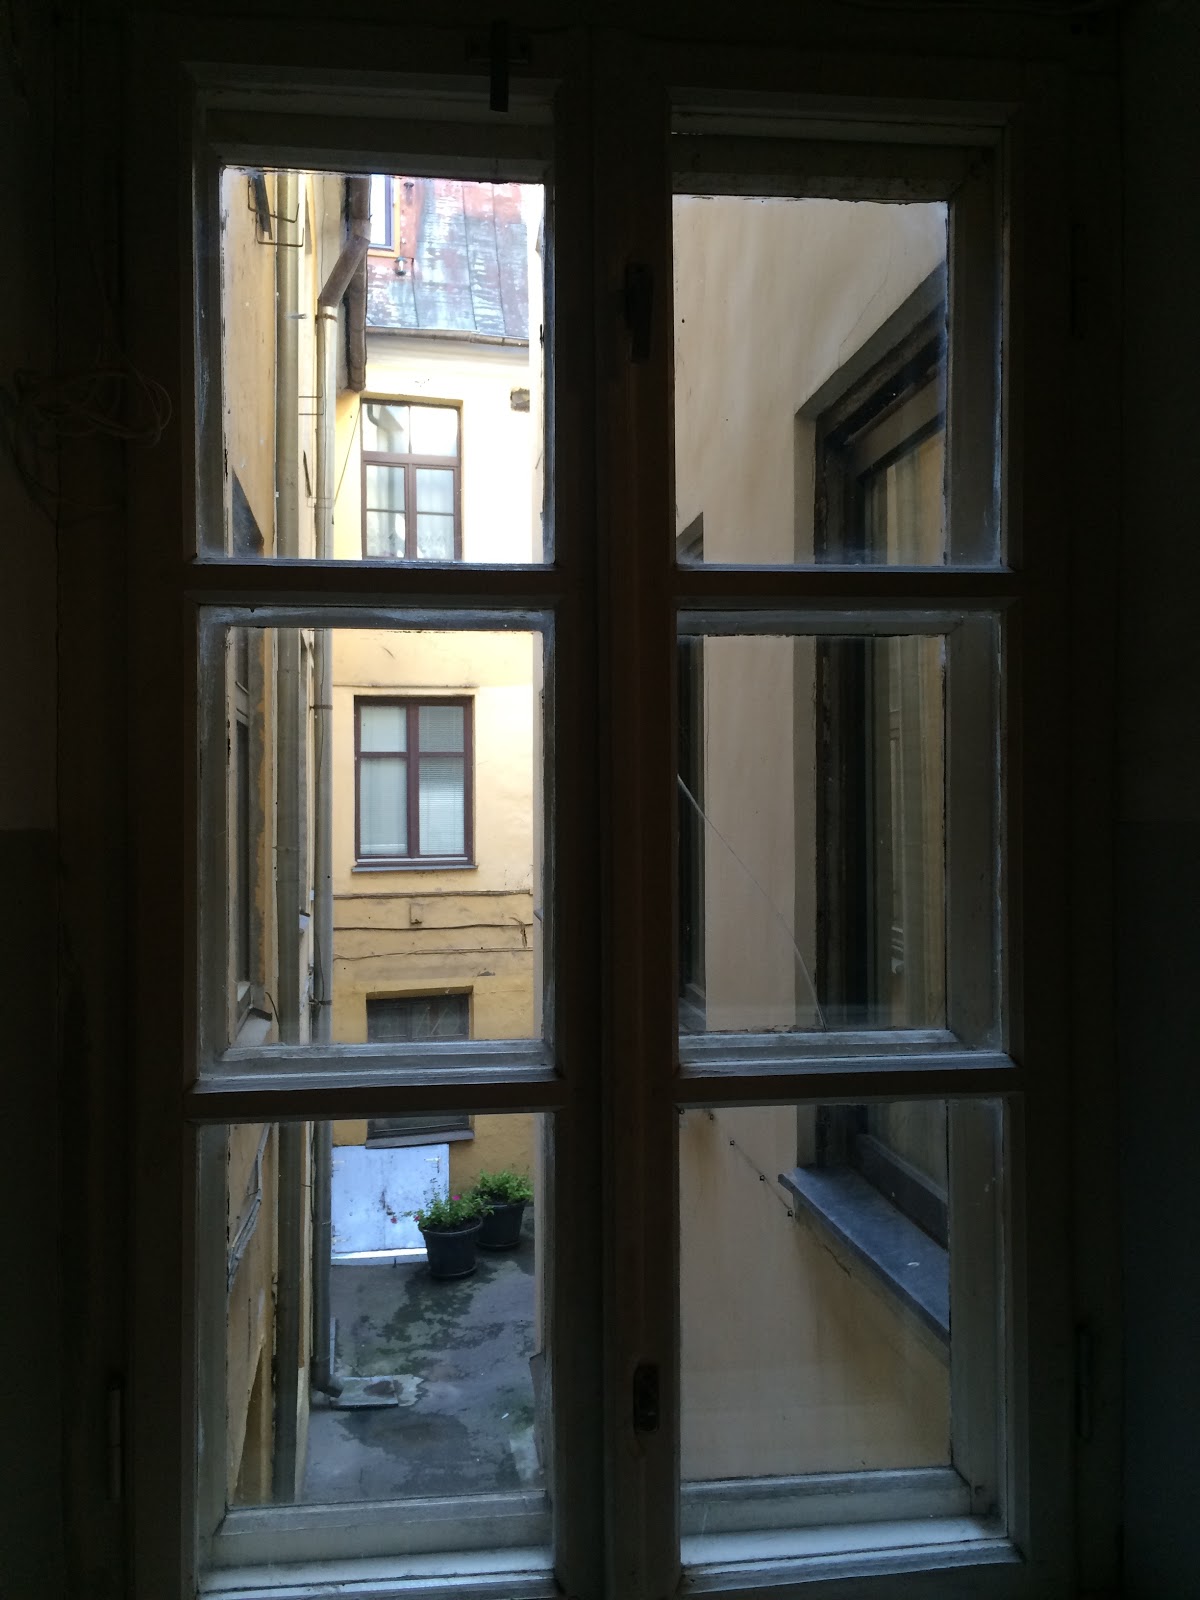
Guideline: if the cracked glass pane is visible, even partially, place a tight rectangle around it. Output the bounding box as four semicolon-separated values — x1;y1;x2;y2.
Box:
677;631;947;1036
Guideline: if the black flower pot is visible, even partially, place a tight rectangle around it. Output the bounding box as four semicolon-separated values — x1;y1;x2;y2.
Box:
478;1198;527;1250
420;1218;483;1278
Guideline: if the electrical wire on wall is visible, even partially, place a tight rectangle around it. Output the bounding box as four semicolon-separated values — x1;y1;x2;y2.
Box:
0;228;172;525
0;355;172;522
699;1109;796;1221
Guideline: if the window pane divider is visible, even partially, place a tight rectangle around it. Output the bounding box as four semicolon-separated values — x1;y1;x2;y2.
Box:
680;1027;1009;1063
675;1059;1019;1109
672;568;1020;604
187;1068;561;1125
186;565;568;608
201;108;555;176
671;135;976;201
213;1037;554;1072
677;604;1009;638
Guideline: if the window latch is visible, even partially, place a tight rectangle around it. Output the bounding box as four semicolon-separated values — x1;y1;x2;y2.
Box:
624;263;654;363
632;1362;659;1433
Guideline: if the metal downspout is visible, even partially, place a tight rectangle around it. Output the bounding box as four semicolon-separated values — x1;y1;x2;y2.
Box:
272;169;304;1501
309;197;368;1399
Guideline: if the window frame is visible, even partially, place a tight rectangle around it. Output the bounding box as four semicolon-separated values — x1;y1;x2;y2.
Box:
360;399;464;562
118;18;1107;1600
365;991;473;1142
353;694;475;867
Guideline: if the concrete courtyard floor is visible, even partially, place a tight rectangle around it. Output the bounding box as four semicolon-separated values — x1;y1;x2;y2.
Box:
301;1217;542;1503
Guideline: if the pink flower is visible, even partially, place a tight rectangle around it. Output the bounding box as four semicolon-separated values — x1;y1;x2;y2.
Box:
452;1194;460;1201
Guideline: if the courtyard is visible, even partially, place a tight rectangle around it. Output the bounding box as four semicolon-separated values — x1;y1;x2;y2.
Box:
302;1217;542;1503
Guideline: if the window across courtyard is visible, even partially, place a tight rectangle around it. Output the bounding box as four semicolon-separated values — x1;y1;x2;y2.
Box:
354;697;473;866
361;401;461;560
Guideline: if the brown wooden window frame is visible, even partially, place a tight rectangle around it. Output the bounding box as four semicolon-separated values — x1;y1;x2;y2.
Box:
360;399;463;561
354;694;474;867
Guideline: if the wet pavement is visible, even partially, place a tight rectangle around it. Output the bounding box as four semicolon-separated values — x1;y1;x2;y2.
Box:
301;1217;541;1502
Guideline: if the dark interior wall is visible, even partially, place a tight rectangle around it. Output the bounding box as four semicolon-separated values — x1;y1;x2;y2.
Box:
0;1;1195;1595
1118;3;1200;1596
0;2;63;1594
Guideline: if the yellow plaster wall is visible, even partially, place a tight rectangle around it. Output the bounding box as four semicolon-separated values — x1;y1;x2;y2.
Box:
673;198;952;1478
219;168;350;1504
225;1125;277;1503
680;1107;949;1479
673;196;945;562
221;168;277;547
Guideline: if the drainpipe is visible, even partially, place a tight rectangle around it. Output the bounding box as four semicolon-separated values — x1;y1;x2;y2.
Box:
272;169;304;1501
309;183;369;1400
344;178;369;394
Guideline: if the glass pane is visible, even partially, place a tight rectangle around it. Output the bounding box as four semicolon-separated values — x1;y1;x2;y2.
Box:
416;512;456;560
420;755;467;855
674;195;955;565
212;169;547;561
365;462;406;513
364;509;405;558
214;624;543;1052
359;702;406;752
415;466;455;513
368;175;392;248
359;757;407;856
679;1098;1002;1562
678;631;947;1034
206;1114;550;1545
362;401;410;455
418;703;465;752
410;404;459;456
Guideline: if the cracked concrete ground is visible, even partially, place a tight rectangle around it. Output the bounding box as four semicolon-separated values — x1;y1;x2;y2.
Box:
301;1216;541;1502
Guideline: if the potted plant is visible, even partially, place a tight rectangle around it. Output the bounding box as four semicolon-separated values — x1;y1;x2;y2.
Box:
408;1184;490;1279
475;1167;534;1250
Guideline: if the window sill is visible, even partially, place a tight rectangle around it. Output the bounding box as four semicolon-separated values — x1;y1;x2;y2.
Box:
366;1128;475;1148
353;860;476;873
779;1164;949;1346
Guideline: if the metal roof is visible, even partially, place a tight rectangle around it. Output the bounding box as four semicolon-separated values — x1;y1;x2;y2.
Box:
366;178;531;341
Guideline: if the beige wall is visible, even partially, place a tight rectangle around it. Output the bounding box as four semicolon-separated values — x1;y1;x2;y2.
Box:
226;1125;277;1503
674;197;951;1478
680;1107;949;1479
673;195;945;562
333;335;538;563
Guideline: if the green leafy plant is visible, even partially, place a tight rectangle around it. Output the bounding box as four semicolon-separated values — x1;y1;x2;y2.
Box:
475;1166;534;1205
407;1183;489;1233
